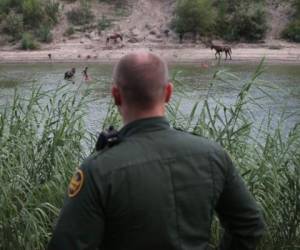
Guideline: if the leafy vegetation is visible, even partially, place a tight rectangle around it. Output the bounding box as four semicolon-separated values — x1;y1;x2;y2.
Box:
172;0;216;37
37;25;53;43
0;0;298;45
1;63;299;249
44;0;61;25
64;26;75;36
282;0;300;42
21;32;39;50
97;15;112;33
22;0;44;28
172;0;268;42
214;0;267;41
0;84;91;249
0;0;60;47
2;10;24;40
66;0;94;26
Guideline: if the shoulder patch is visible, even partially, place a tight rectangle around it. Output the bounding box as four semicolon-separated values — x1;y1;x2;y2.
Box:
68;168;84;198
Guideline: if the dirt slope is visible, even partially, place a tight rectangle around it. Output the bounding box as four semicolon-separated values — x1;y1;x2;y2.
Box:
1;0;300;64
265;0;292;41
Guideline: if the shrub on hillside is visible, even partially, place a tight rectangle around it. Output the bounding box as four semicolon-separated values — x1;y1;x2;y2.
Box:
0;0;22;14
215;1;267;42
21;32;39;50
172;0;216;37
282;20;300;42
37;25;53;43
22;0;44;28
97;15;112;33
281;0;300;42
2;10;23;40
44;0;61;25
64;26;75;36
66;0;94;26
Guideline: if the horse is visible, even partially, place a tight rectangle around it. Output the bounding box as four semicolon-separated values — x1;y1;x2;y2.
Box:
64;68;76;80
222;46;232;60
211;44;232;60
106;33;123;45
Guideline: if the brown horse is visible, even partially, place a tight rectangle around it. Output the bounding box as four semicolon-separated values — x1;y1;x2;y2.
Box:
211;44;232;60
106;33;123;45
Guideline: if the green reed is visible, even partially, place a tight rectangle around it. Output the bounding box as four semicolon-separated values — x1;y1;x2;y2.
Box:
0;84;91;249
0;61;299;249
167;60;300;249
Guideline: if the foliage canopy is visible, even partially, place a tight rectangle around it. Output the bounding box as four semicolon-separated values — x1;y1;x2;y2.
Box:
173;0;216;36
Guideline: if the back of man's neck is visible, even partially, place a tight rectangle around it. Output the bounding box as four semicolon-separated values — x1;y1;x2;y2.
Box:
123;108;165;126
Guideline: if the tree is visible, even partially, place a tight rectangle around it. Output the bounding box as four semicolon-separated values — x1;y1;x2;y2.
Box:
215;0;267;41
173;0;216;37
22;0;44;28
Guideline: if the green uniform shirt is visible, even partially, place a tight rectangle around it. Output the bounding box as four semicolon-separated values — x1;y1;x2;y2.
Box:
48;117;265;250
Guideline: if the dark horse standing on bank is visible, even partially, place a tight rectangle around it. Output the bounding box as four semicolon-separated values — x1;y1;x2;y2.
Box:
211;44;232;60
106;33;123;45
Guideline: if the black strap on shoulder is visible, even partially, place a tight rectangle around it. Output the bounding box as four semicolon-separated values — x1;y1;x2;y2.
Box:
95;126;121;151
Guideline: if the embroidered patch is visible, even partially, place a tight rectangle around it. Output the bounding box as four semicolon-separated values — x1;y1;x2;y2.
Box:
68;169;84;198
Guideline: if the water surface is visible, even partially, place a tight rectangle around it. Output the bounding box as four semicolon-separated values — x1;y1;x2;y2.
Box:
0;62;299;135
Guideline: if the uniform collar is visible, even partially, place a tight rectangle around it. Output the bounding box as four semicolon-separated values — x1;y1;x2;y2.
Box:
119;116;170;137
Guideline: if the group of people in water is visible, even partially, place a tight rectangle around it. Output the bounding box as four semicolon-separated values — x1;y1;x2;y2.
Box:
64;66;89;82
47;53;90;83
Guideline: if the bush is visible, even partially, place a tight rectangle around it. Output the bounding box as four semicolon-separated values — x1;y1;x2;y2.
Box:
21;32;39;50
0;85;89;249
282;20;300;42
37;25;53;43
44;0;61;25
97;15;112;32
0;0;12;13
0;0;22;14
22;0;44;28
66;0;94;26
215;1;267;42
172;0;216;36
64;26;75;36
2;10;23;40
282;0;300;42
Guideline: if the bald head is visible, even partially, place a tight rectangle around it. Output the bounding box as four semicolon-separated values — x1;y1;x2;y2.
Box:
113;52;169;109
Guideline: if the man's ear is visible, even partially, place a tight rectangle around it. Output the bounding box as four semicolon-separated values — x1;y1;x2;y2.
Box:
164;82;173;103
112;85;122;106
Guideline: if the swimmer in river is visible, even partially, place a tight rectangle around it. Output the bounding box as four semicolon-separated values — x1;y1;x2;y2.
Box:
82;67;89;81
64;68;76;84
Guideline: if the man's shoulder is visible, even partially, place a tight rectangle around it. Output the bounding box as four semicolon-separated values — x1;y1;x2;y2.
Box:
171;128;223;151
81;128;226;176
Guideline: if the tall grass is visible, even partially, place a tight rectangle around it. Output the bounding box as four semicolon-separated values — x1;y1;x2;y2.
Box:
0;62;299;249
0;84;91;249
168;61;300;249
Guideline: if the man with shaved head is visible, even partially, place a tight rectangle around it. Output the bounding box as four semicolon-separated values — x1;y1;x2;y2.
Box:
111;52;172;124
48;52;265;250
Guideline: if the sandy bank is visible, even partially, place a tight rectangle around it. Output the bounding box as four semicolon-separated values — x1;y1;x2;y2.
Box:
0;44;300;65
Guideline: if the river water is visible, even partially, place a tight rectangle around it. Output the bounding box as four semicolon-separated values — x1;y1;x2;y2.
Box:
0;62;299;135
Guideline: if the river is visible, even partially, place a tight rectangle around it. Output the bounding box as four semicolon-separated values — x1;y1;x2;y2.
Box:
0;62;299;135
